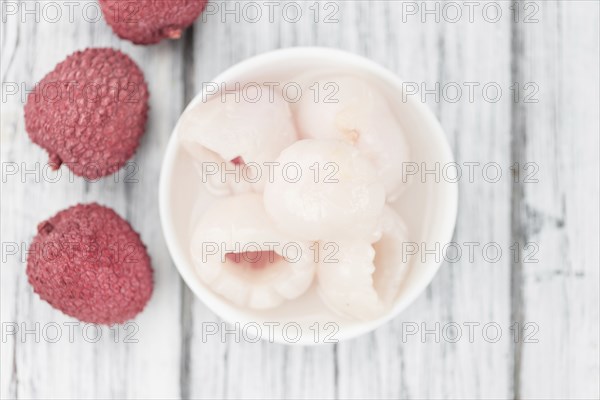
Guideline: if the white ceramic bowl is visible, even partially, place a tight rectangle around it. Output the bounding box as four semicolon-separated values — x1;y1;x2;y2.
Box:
159;47;458;345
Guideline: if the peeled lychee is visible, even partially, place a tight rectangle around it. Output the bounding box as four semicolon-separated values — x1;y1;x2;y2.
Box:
24;48;149;180
179;88;298;195
27;203;153;325
99;0;208;45
263;139;386;242
293;75;410;200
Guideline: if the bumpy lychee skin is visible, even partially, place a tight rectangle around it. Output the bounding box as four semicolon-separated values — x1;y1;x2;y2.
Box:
26;203;153;325
99;0;208;45
24;48;149;180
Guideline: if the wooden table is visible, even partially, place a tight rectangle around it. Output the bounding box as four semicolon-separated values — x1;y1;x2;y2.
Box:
2;1;598;398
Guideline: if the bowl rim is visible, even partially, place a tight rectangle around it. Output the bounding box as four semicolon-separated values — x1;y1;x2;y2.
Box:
158;46;458;345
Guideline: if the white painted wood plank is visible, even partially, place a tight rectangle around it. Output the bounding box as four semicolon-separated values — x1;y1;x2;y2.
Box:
514;2;600;399
187;3;338;399
1;2;184;398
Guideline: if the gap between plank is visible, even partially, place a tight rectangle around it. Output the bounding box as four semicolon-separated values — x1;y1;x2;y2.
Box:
179;24;196;400
509;7;526;399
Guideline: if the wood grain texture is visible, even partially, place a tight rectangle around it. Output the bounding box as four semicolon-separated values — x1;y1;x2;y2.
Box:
1;1;598;399
511;2;600;399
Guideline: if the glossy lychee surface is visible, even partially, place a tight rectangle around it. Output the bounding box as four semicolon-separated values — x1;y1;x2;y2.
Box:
99;0;208;45
27;203;153;324
24;48;149;180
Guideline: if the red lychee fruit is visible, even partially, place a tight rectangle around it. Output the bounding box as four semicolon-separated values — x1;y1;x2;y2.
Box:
24;48;149;180
27;203;153;325
99;0;208;45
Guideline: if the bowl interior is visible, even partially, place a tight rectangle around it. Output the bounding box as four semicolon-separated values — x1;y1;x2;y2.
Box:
159;48;457;344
